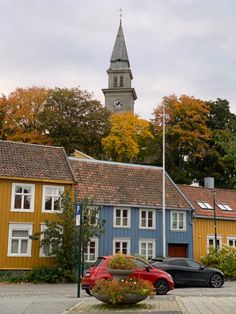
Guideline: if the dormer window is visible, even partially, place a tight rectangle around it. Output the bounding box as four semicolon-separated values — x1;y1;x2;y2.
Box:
197;201;213;209
217;203;233;211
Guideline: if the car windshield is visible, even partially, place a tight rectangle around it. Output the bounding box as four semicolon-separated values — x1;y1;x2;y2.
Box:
93;257;105;267
132;258;148;269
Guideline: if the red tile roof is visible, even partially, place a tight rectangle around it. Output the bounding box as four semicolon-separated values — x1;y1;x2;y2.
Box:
0;140;76;182
179;184;236;219
70;158;192;208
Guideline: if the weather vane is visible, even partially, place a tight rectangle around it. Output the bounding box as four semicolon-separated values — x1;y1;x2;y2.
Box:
119;7;122;24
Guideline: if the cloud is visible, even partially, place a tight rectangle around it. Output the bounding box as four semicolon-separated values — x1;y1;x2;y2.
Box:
0;0;235;119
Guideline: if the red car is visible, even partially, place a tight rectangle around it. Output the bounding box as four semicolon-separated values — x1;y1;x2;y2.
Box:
82;255;174;296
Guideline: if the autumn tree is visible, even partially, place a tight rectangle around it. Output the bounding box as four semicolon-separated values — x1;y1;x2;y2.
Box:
0;96;7;140
40;192;104;282
0;87;51;144
152;95;212;183
38;87;111;156
102;112;154;162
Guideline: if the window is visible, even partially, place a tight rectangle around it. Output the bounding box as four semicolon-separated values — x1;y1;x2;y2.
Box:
8;224;32;256
113;238;130;255
84;238;98;262
139;240;156;259
171;211;186;231
11;183;35;212
207;235;222;250
42;185;64;212
40;224;53;257
113;208;131;228
227;237;236;247
217;203;233;211
114;76;118;87
139;209;156;229
120;76;124;87
84;206;99;226
197;201;213;209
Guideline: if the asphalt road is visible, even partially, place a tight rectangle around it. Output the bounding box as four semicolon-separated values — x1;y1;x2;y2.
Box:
0;281;235;314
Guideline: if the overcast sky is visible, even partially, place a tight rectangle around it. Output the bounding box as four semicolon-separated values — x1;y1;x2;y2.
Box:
0;0;235;120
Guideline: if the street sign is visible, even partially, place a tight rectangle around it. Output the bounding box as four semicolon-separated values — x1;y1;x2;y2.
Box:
76;203;81;226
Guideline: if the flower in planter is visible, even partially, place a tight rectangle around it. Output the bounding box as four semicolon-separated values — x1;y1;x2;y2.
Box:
92;277;155;305
108;253;136;270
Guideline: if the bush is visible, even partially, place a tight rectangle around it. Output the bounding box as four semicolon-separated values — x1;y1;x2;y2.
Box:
108;254;136;270
25;266;63;283
0;271;27;283
201;245;236;279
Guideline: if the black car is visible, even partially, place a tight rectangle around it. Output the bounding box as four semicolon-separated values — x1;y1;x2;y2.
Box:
150;257;224;288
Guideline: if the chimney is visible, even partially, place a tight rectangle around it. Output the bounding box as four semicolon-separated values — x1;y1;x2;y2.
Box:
204;177;215;189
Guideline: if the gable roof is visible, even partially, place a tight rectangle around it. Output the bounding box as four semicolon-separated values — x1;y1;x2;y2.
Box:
179;184;236;219
0;140;76;183
70;158;192;209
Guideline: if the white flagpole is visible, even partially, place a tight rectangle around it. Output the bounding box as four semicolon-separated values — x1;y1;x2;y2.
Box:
162;103;166;258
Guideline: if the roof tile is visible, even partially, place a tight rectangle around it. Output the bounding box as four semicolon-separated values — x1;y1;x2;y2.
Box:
70;158;191;208
179;184;236;219
0;140;75;182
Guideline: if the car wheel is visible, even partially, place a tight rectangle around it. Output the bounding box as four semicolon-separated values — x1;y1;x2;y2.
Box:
155;279;169;295
85;288;93;296
209;273;224;288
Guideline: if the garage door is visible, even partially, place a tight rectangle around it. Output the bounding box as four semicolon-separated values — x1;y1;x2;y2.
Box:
168;243;188;257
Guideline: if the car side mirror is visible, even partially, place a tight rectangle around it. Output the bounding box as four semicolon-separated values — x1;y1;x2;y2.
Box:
199;265;205;270
146;265;150;272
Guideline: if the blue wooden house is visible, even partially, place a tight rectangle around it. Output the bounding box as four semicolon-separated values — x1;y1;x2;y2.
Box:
70;158;194;262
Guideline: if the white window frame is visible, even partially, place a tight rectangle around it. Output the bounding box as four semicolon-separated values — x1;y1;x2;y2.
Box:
139;239;156;260
11;183;35;212
113;238;131;255
207;235;222;251
42;185;64;213
85;206;99;226
171;211;186;231
227;237;236;247
197;201;213;209
139;209;156;229
84;238;99;263
39;224;53;257
8;223;33;257
113;207;131;228
217;203;233;211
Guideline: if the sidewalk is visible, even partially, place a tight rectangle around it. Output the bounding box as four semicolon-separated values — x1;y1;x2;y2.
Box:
63;295;184;313
63;294;236;314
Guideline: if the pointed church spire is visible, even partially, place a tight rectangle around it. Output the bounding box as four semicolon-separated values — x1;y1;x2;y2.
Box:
110;22;130;68
102;19;137;114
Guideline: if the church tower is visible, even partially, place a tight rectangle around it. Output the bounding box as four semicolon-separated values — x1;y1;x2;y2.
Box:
102;20;137;113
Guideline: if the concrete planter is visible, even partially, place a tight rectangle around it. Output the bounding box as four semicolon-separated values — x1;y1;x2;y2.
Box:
94;293;147;305
108;269;133;282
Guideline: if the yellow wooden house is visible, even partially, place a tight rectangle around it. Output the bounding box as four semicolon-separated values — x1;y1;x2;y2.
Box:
179;180;236;261
0;140;76;270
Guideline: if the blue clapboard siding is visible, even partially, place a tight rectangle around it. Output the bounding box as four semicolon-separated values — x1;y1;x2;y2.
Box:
98;206;193;258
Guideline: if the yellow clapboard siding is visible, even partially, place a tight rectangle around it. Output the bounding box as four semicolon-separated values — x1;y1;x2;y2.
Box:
0;179;74;270
194;217;236;261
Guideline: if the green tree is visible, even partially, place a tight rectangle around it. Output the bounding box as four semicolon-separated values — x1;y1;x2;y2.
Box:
192;99;236;188
38;87;111;156
102;112;154;162
40;192;104;282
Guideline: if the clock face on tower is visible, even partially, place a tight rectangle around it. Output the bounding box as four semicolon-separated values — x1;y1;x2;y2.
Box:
113;99;123;110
